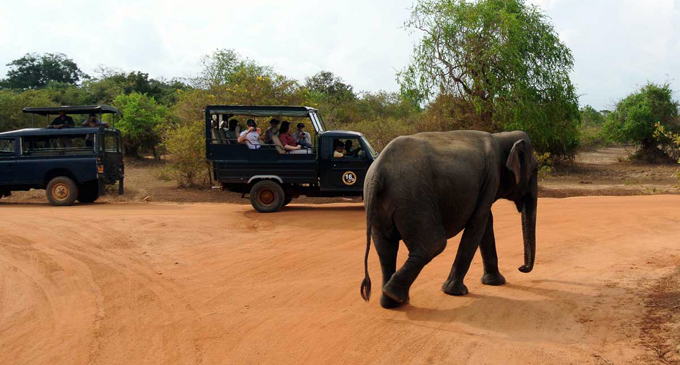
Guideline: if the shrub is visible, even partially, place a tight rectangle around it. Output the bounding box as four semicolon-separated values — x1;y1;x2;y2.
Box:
162;121;210;187
344;117;417;152
604;82;679;159
0;89;56;131
654;122;680;184
534;151;553;179
113;92;170;157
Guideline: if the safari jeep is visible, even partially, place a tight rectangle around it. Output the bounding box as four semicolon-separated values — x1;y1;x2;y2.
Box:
205;105;378;212
0;105;124;206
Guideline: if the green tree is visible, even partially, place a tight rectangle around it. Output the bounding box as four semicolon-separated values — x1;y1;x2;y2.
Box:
578;105;610;149
2;53;89;89
79;68;189;105
604;82;679;158
174;49;304;124
304;71;355;102
113;92;170;157
399;0;580;155
581;105;606;126
0;89;56;131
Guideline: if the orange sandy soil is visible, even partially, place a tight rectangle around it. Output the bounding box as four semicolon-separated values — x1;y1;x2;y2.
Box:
1;196;679;364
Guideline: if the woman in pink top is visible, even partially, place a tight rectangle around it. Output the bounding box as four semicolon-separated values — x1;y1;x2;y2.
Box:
278;121;302;151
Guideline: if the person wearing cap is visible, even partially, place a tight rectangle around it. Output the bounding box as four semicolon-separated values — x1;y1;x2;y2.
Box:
81;113;110;147
263;118;280;144
292;122;312;148
237;119;262;149
48;111;75;129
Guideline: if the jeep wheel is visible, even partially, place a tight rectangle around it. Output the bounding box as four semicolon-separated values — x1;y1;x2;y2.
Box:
250;180;284;213
77;182;100;204
46;177;79;206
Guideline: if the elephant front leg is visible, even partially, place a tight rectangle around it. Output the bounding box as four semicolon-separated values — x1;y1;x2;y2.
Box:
442;212;491;296
479;213;506;286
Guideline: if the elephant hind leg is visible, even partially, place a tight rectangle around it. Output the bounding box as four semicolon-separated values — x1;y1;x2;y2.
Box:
384;223;448;306
373;230;400;309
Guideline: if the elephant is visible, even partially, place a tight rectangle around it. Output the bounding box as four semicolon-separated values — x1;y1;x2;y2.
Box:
360;130;539;308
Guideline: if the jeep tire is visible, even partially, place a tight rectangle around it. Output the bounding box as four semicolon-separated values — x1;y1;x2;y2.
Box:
250;180;285;213
46;176;79;206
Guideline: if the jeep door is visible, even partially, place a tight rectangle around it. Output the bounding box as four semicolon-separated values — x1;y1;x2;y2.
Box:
319;137;370;191
0;138;17;184
98;130;124;184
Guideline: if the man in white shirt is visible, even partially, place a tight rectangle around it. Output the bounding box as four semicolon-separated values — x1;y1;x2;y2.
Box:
237;119;262;149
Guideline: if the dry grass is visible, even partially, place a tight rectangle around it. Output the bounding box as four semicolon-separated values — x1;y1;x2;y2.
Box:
638;267;680;364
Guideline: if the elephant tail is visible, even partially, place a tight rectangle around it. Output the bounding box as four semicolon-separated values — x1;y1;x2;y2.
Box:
360;223;372;302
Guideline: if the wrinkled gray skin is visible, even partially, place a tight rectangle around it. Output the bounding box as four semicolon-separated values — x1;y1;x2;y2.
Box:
360;130;539;308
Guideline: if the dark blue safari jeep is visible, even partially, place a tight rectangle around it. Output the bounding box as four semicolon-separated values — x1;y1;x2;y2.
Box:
0;105;124;206
206;105;378;212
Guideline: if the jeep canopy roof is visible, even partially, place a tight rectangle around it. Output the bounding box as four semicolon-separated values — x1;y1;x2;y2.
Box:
0;127;115;138
22;105;122;116
206;105;326;132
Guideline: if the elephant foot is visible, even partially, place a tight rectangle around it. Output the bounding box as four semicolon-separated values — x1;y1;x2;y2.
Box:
481;272;506;286
380;294;403;309
442;280;469;296
382;282;409;307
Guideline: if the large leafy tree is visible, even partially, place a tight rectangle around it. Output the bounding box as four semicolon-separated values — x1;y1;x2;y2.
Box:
2;53;89;89
174;49;304;124
604;82;679;157
399;0;580;155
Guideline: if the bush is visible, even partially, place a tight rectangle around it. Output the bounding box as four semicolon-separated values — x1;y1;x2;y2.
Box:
162;121;210;187
604;82;679;159
0;89;56;131
534;151;553;179
578;105;611;149
344;117;417;152
654;123;680;184
113;92;170;157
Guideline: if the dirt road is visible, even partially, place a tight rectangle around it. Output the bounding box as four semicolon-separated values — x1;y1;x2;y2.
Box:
1;196;679;364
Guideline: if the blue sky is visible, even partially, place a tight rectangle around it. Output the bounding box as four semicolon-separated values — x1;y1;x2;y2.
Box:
1;0;679;111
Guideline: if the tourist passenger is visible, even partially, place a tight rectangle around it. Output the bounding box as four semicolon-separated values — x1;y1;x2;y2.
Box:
293;123;312;148
80;114;109;147
278;121;302;151
333;140;345;158
82;113;110;128
225;119;240;140
48;111;75;129
263;118;280;144
344;140;362;157
237;119;262;149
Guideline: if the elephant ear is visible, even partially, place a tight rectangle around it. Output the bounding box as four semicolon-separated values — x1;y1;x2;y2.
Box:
505;140;525;185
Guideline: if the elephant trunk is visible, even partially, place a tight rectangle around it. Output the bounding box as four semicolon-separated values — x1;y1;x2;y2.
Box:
518;193;537;273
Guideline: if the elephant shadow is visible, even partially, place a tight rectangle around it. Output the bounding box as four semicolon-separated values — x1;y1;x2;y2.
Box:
392;281;609;342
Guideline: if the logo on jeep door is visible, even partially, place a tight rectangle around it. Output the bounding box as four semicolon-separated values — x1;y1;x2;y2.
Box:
342;171;357;186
